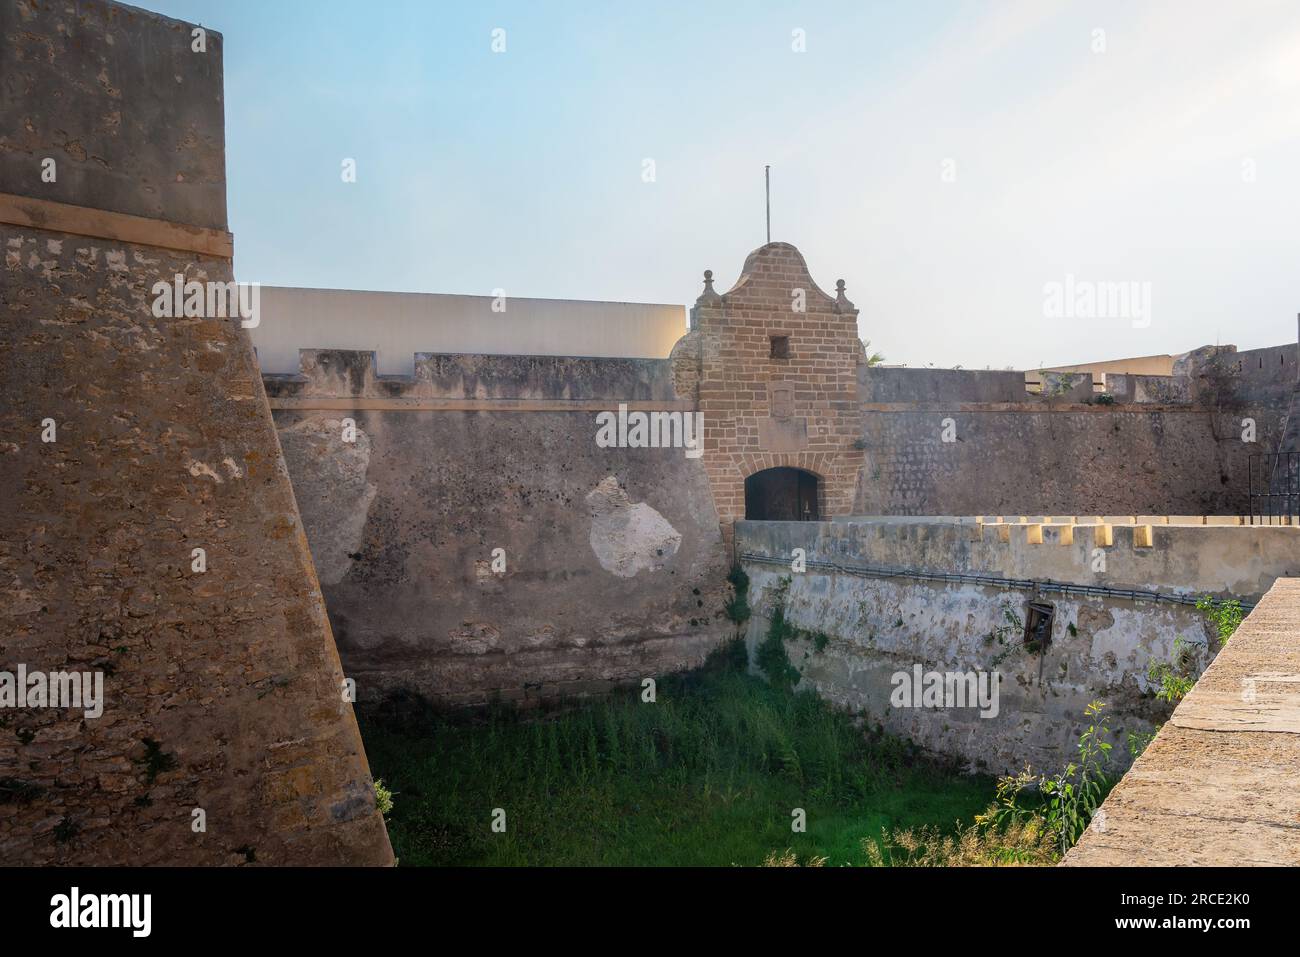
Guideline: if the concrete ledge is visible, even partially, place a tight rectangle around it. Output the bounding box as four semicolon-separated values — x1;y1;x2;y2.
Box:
837;514;1249;527
738;519;1298;603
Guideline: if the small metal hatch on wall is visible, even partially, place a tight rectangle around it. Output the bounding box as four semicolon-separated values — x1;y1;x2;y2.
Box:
1024;601;1055;653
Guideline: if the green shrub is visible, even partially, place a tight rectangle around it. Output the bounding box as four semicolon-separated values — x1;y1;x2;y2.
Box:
1147;637;1199;703
978;701;1113;856
1197;595;1244;646
374;778;394;817
1146;595;1246;706
756;603;802;692
724;565;751;624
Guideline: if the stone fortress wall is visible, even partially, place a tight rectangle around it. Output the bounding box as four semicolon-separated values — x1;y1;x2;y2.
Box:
736;517;1300;776
4;0;1298;867
0;0;392;865
263;351;733;710
260;246;1296;722
855;343;1291;517
260;246;1297;719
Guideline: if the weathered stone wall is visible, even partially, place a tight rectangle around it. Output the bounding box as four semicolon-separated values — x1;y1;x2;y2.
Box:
257;237;1296;716
0;0;391;865
855;339;1294;517
855;404;1282;516
736;519;1300;774
0;0;227;229
1192;342;1298;408
266;350;733;709
863;367;1036;404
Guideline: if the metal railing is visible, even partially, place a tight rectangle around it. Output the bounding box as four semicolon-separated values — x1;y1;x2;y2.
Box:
1246;452;1300;525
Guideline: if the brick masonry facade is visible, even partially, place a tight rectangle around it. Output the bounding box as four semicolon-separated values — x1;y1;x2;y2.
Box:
671;242;866;541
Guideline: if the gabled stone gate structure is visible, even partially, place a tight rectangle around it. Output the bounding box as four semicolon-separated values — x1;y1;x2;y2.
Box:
671;243;866;539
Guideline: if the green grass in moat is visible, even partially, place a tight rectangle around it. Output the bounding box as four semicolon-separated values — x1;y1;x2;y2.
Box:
358;639;994;866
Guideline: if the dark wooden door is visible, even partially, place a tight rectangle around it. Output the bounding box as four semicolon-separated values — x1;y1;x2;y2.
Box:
745;468;819;521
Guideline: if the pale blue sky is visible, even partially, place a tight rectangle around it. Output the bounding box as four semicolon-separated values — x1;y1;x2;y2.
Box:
149;0;1300;369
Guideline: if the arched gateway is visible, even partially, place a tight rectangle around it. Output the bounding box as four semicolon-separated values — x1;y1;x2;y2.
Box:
744;467;821;521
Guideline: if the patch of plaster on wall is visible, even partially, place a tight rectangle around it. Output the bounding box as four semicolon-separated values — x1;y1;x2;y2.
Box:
586;475;681;578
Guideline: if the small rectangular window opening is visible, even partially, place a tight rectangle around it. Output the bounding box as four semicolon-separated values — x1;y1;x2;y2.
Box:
770;335;790;360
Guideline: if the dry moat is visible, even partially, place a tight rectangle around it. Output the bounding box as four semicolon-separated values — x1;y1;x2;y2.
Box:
358;639;999;867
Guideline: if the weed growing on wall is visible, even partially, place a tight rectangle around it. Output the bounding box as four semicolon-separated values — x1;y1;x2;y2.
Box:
1147;637;1202;703
1198;595;1244;646
1146;595;1245;706
984;603;1026;667
755;577;832;691
757;602;805;692
137;738;177;785
374;779;394;818
1133;595;1247;760
724;565;752;624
